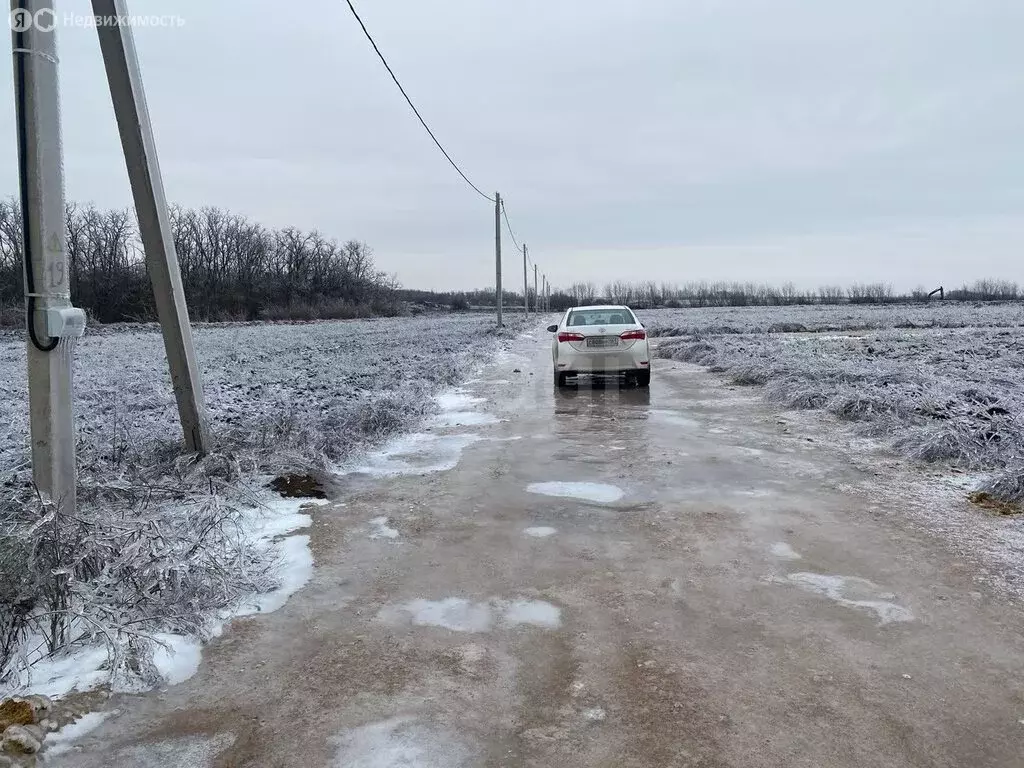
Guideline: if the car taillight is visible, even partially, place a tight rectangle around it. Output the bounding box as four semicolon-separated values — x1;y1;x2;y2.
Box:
558;332;586;343
620;329;646;341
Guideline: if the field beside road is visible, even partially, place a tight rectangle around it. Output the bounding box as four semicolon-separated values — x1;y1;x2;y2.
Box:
638;303;1024;509
0;314;519;695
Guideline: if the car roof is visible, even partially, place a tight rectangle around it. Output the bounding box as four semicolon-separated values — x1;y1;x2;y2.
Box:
568;305;632;311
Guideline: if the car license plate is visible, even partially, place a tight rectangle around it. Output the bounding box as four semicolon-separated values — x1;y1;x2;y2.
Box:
587;337;617;348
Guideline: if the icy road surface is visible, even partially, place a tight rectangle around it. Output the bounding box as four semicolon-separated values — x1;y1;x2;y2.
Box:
60;326;1024;767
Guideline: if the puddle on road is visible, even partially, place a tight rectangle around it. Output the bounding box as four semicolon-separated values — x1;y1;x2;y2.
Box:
782;572;914;625
527;481;625;504
378;597;562;632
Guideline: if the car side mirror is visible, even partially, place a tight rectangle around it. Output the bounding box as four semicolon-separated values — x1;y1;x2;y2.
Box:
546;324;558;333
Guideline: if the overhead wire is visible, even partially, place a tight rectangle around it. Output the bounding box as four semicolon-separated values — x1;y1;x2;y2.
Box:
343;0;495;203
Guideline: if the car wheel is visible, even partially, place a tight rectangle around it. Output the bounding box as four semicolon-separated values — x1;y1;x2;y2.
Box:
636;370;651;388
554;370;568;388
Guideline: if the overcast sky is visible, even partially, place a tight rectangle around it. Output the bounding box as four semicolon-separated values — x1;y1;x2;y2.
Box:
1;0;1022;292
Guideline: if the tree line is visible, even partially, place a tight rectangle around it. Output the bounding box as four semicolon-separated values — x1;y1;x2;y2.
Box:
0;198;400;325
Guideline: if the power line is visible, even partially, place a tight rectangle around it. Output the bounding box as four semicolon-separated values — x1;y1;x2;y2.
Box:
343;0;495;203
501;201;521;251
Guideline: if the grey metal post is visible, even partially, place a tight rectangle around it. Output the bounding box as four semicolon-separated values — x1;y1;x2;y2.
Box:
12;0;76;509
92;0;208;452
522;243;528;317
494;191;502;327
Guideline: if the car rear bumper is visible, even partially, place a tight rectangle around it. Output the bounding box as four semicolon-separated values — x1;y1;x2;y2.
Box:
555;346;651;373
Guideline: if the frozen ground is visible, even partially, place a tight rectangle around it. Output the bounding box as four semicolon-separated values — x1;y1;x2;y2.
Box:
0;314;521;696
642;304;1024;505
53;331;1024;768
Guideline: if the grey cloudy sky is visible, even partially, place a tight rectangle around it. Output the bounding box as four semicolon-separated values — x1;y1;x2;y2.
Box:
1;0;1022;292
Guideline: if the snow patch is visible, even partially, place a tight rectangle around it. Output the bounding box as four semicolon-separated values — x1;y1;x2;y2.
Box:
770;542;801;560
12;645;110;699
379;597;562;632
46;711;116;758
523;526;557;538
528;481;624;504
436;391;486;411
349;432;481;477
151;633;203;685
784;572;914;625
369;516;399;539
651;409;699;428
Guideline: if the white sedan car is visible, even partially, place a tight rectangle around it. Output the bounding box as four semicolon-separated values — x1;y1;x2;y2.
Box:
547;305;651;387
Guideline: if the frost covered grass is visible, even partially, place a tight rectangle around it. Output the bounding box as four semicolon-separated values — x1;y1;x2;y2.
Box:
0;314;519;693
637;301;1024;337
646;305;1024;507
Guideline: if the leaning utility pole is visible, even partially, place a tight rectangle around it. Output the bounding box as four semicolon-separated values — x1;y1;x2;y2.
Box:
494;191;502;327
92;0;208;452
522;243;528;317
12;0;87;511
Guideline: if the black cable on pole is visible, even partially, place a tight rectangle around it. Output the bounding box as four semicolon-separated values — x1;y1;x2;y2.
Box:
344;0;495;203
13;13;58;353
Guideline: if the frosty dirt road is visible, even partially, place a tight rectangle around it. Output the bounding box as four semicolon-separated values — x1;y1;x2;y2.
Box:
60;330;1024;768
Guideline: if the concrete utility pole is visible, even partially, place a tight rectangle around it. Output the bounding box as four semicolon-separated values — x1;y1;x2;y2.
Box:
92;0;208;452
494;191;502;327
533;263;538;315
12;0;86;510
522;243;528;317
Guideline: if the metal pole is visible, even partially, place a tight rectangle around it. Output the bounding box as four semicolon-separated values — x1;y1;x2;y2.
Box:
12;0;81;510
494;191;502;327
92;0;208;452
533;263;538;315
522;243;528;317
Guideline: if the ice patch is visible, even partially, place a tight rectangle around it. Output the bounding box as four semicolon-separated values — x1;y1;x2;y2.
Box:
785;572;914;625
528;481;624;504
583;707;607;723
379;597;562;632
46;711;116;757
350;432;481;477
503;599;562;628
432;410;499;427
651;409;699;428
369;516;399;539
523;526;557;538
436;391;486;411
330;716;474;768
390;598;494;633
770;542;801;560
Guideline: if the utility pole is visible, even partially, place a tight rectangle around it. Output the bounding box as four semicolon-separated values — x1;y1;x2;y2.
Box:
92;0;208;452
494;191;502;327
522;243;528;317
533;263;538;315
12;0;87;511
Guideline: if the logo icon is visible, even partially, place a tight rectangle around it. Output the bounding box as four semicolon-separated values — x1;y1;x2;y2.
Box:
9;7;55;32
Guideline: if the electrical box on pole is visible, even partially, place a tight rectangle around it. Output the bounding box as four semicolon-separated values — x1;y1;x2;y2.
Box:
494;192;502;327
11;0;86;513
92;0;209;453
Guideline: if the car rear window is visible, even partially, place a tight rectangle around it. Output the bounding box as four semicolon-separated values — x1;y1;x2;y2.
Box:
566;309;636;327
